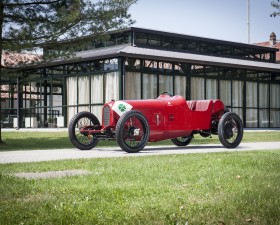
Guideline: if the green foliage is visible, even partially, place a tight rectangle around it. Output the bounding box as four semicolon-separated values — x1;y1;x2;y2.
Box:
1;0;137;52
271;0;280;17
0;151;280;224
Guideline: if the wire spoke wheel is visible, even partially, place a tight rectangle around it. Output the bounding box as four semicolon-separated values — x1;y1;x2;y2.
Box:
218;112;243;148
75;117;96;146
116;111;150;153
123;117;144;147
223;119;239;143
68;111;100;150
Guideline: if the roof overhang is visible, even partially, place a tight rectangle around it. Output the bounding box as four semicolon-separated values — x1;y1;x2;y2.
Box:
119;46;280;73
25;45;280;72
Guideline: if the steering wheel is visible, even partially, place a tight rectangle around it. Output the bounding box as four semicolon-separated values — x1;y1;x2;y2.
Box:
161;92;173;97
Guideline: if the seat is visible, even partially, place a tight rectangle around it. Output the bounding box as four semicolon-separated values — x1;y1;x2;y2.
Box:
187;100;197;110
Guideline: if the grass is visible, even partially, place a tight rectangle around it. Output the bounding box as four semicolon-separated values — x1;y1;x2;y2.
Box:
0;150;280;224
0;131;279;151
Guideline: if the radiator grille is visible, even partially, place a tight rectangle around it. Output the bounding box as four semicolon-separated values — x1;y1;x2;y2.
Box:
103;106;111;126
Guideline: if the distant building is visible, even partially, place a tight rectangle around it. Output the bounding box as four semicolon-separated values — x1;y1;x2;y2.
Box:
1;27;280;128
255;32;280;63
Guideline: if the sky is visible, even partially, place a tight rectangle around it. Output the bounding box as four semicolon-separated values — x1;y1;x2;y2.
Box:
128;0;280;44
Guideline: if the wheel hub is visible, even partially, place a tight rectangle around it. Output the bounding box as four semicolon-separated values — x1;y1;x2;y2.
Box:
128;126;140;137
224;122;234;139
133;128;140;136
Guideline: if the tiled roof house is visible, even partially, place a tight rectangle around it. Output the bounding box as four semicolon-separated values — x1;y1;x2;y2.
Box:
1;51;41;68
255;32;280;63
1;52;41;99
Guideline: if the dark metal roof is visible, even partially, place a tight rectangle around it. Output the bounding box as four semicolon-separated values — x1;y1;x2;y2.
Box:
42;27;278;53
129;27;279;53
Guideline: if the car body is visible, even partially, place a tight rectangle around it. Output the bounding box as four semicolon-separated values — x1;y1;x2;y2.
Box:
68;92;243;153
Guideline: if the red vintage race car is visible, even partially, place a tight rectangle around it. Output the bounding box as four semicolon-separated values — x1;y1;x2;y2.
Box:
68;92;243;153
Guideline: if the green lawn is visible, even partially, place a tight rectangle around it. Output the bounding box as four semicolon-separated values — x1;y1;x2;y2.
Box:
0;150;280;224
0;131;280;151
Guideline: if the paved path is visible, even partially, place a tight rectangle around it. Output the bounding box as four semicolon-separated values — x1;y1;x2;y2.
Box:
0;142;279;164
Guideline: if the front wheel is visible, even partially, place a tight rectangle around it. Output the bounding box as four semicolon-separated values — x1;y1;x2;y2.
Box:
171;135;193;146
68;111;100;150
218;112;243;148
116;110;150;153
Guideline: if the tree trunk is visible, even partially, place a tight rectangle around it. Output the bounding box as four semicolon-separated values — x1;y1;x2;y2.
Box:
0;2;4;144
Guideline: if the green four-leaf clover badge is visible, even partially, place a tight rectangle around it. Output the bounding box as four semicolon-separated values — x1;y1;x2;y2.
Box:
118;103;126;112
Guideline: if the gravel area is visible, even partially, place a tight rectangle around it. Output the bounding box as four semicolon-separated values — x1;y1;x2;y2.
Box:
12;169;91;179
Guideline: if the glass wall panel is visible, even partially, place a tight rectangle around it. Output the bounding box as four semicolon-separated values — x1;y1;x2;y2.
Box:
259;109;269;128
270;110;280;127
143;74;157;99
91;75;104;103
270;84;280;108
191;77;205;100
246;109;258;127
144;60;157;70
246;82;257;107
135;32;147;45
161;36;173;49
220;80;231;106
206;79;217;99
77;76;90;112
104;71;119;102
159;75;173;95
0;85;18;127
104;59;118;71
67;77;77;123
159;62;173;73
52;104;62;115
174;76;186;97
259;83;269;108
148;34;161;46
232;108;243;122
67;107;76;125
259;72;271;81
78;76;90;105
125;72;141;99
91;105;103;123
78;105;90;113
67;77;77;106
232;81;243;107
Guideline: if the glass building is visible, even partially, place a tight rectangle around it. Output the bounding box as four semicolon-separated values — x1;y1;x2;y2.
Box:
1;27;280;128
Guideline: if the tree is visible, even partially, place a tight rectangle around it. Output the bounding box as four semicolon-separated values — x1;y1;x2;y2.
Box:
0;0;137;144
271;0;280;17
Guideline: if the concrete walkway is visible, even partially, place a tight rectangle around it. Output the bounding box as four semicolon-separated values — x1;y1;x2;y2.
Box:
0;142;279;164
2;128;280;132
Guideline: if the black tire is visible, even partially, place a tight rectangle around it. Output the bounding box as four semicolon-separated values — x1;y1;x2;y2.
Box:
171;135;193;146
115;110;150;153
68;111;100;150
218;112;243;148
224;107;230;113
199;131;211;138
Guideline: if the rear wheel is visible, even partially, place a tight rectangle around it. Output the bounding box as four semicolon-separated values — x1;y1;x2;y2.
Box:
116;110;150;153
218;112;243;148
68;111;100;150
171;135;193;146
